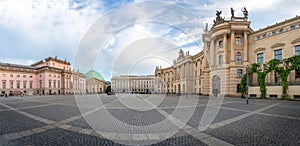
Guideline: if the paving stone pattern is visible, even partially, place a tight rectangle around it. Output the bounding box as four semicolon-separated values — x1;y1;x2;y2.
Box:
0;111;45;135
205;114;300;145
21;104;82;121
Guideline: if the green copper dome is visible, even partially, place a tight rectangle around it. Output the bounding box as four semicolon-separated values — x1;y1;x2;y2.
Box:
85;70;105;81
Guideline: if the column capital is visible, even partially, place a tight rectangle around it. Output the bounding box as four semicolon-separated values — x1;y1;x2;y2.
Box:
244;30;249;35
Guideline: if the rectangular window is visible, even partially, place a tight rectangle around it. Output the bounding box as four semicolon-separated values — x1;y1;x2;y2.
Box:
274;71;280;83
10;74;13;77
279;28;284;33
58;81;60;88
29;75;33;78
237;84;241;93
17;82;20;89
295;45;300;55
291;25;295;30
236;37;242;45
23;81;26;89
236;52;242;63
17;75;20;78
219;41;223;48
257;53;264;63
30;81;33;89
2;81;6;89
237;69;243;78
23;75;26;78
296;69;300;78
10;81;13;89
274;49;282;60
272;31;276;35
39;80;42;88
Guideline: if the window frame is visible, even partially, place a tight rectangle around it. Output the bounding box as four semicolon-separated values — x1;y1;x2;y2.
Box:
237;69;243;78
274;49;282;60
257;53;264;63
236;37;242;45
295;45;300;55
236;52;242;63
219;40;223;48
219;55;223;65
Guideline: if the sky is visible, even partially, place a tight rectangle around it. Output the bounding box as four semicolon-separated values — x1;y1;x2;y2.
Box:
0;0;299;81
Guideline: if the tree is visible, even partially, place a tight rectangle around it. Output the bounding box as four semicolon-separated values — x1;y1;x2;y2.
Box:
105;85;111;93
241;55;300;99
240;61;275;99
273;55;300;98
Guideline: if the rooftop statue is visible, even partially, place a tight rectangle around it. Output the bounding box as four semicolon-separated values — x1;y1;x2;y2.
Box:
231;8;235;18
242;7;248;18
213;10;225;25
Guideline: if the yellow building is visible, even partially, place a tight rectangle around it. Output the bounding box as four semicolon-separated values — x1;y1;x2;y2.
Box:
155;8;300;98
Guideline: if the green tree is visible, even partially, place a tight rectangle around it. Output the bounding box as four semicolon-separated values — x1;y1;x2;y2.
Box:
105;85;111;93
273;55;300;98
241;55;300;99
241;61;275;99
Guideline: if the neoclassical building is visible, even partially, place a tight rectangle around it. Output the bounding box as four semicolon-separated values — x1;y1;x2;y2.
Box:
85;70;106;94
155;8;300;98
0;56;86;95
111;75;155;94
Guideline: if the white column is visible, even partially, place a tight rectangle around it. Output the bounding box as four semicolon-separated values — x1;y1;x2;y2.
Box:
244;31;248;62
223;34;227;63
231;30;235;62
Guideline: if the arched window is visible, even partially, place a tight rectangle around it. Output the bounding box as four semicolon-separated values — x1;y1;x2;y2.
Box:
236;52;242;62
219;55;223;65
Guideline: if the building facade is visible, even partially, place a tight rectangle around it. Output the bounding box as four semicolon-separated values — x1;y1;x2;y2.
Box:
155;8;300;98
85;70;106;94
0;57;86;95
111;75;155;94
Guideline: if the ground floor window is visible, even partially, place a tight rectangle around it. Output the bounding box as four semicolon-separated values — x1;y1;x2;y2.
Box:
237;84;241;93
296;69;300;78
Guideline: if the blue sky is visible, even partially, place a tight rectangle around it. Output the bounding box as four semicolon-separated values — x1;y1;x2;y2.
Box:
0;0;299;81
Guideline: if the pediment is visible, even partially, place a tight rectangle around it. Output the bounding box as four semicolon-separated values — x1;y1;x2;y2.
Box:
254;47;266;53
292;38;300;44
271;43;285;48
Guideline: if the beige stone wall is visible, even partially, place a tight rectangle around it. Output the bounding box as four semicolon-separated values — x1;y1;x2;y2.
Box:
248;16;300;98
154;14;300;98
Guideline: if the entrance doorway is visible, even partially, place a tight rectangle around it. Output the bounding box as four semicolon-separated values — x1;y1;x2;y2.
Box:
212;75;220;97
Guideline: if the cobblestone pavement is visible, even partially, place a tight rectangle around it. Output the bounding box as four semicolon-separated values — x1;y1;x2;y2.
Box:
0;95;299;146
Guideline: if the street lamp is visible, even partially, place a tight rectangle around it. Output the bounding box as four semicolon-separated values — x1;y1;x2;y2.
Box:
246;65;249;104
